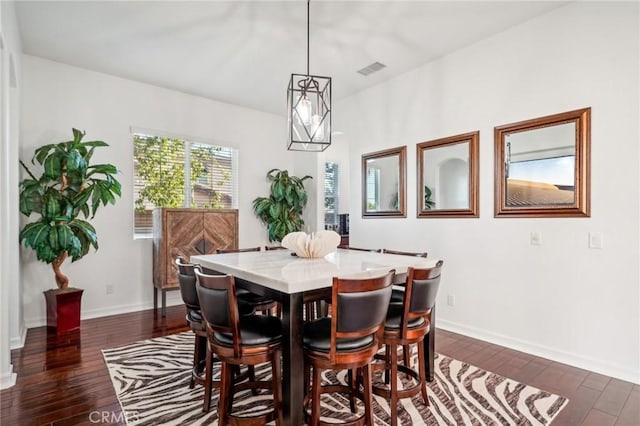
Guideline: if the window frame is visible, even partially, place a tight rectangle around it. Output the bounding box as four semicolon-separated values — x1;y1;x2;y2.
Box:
132;128;238;239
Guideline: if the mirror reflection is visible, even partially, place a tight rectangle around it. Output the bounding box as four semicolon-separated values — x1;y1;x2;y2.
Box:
505;122;576;206
494;107;591;217
417;131;479;217
362;146;406;217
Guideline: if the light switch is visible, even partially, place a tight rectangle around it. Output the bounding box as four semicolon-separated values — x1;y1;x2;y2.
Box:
589;232;603;249
530;231;542;245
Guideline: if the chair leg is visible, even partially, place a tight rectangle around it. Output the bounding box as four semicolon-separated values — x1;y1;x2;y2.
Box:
190;334;200;389
403;344;411;367
202;346;213;412
218;362;232;425
248;365;258;395
417;341;429;405
311;366;322;426
390;343;399;426
271;349;283;426
348;369;357;413
362;363;374;426
384;345;391;384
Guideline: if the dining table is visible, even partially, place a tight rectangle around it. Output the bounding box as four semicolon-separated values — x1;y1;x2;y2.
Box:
191;248;438;426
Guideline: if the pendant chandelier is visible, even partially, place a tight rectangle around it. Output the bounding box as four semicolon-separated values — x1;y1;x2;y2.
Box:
287;0;331;152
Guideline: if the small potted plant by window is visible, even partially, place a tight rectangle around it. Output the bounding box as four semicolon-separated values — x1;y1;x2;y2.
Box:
252;168;312;242
19;128;121;333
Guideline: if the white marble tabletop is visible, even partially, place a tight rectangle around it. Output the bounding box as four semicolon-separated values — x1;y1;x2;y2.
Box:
191;248;437;294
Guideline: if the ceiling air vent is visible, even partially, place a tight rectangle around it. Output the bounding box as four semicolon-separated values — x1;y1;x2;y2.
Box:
357;61;386;76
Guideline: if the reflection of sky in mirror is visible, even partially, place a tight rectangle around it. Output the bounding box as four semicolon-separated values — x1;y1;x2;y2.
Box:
509;156;575;186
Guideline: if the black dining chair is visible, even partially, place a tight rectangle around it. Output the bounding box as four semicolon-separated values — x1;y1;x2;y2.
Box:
195;269;283;424
372;261;443;426
176;257;208;389
176;258;254;391
382;248;429;366
303;270;394;426
344;246;381;253
216;247;281;316
382;248;428;258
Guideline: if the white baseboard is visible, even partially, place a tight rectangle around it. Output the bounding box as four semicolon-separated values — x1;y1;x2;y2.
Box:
437;319;640;385
9;324;26;350
0;365;17;389
24;299;184;329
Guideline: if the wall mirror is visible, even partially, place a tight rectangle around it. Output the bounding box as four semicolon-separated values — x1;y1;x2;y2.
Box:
362;146;406;217
494;107;591;217
417;131;479;218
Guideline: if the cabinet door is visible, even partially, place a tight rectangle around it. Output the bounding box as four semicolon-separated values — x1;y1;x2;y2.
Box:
203;210;238;253
165;210;204;286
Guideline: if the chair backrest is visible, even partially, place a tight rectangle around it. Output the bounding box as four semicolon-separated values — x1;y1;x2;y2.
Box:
195;269;243;356
176;257;201;311
330;270;394;360
216;246;261;254
345;247;381;253
382;248;428;258
401;260;443;336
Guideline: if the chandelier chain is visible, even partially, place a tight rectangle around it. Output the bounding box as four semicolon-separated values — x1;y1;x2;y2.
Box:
306;0;310;76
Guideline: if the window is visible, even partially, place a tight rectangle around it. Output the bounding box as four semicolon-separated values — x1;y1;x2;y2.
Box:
133;132;238;237
366;167;380;210
324;162;339;229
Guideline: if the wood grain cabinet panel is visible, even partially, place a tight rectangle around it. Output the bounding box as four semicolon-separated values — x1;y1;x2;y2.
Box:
152;208;238;315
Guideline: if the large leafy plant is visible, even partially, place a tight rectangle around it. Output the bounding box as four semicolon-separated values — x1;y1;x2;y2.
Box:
252;169;312;242
19;129;121;289
424;185;436;209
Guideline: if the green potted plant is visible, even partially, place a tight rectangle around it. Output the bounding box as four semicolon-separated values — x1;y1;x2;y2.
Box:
252;168;312;242
19;128;121;333
424;185;436;209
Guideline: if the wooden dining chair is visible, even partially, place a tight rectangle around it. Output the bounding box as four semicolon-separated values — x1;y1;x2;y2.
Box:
381;248;430;366
344;246;381;252
175;258;209;389
303;270;394;426
216;246;262;254
382;248;428;258
176;258;253;391
195;269;283;424
216;247;280;316
383;248;428;304
372;261;443;426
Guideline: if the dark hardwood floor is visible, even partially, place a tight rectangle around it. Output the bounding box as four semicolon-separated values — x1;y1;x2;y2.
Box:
1;305;638;425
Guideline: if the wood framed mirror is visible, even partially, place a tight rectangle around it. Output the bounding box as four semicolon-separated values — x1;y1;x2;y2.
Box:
362;146;406;217
494;107;591;217
417;131;479;218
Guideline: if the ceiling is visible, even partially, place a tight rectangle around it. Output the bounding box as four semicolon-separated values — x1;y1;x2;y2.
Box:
15;1;568;116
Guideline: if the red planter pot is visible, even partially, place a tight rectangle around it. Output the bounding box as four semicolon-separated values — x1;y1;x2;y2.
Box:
44;288;84;333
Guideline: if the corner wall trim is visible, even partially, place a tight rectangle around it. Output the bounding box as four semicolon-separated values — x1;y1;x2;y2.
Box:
0;365;16;389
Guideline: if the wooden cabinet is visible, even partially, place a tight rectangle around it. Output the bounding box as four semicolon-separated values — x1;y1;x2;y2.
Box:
152;208;238;315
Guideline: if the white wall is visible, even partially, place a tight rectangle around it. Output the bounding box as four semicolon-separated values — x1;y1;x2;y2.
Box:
338;2;640;383
0;0;21;389
19;55;302;325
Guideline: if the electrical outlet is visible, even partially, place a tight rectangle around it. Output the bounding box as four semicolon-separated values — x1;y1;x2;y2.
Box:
589;232;603;249
530;231;542;245
106;284;114;295
447;294;455;307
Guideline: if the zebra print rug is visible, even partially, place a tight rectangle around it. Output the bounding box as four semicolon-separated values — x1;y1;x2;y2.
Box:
102;332;568;425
